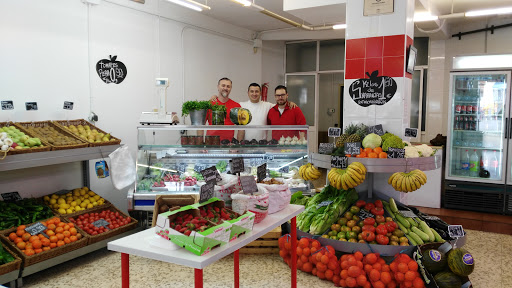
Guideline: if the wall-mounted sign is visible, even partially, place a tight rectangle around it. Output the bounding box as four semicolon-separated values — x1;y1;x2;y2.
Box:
1;101;14;110
25;102;38;111
349;71;397;107
328;127;341;137
96;55;128;84
363;0;394;16
63;101;74;110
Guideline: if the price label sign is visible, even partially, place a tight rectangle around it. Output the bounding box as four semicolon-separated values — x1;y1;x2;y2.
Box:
177;163;187;173
26;222;47;237
317;200;333;209
405;128;418;138
199;181;215;203
400;211;417;218
92;219;110;229
230;157;244;174
240;175;258;194
357;210;375;220
328;127;342;137
194;164;208;173
344;142;361;155
368;124;384;136
200;166;221;185
387;147;405;159
1;192;22;202
25;102;38;111
63;101;74;110
278;166;289;173
448;225;465;238
1;100;14;110
331;155;348;169
257;163;267;183
423;215;441;221
318;143;335;155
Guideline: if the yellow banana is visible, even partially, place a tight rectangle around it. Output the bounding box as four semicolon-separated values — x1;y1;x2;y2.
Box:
353;162;367;174
341;175;349;190
388;172;399;185
405;175;412;192
411;174;423;189
392;173;401;190
395;174;404;192
346;168;363;183
348;162;364;175
409;177;417;191
335;172;343;190
344;173;358;188
413;170;427;184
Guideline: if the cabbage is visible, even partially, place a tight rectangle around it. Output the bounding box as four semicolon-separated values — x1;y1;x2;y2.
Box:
362;133;382;149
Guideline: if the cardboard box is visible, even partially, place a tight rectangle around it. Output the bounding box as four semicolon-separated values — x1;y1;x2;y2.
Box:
192;198;255;241
154;205;231;256
152;195;198;227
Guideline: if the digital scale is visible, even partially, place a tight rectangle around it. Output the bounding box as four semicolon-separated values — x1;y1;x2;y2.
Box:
139;78;179;125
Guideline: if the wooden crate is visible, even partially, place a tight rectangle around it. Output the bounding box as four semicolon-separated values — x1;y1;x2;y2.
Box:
239;227;281;254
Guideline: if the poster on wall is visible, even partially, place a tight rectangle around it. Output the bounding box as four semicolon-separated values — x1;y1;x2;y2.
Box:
363;0;394;16
96;55;128;84
348;71;397;107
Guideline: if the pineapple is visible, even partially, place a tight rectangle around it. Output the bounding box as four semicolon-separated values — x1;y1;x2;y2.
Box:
344;123;358;135
344;123;369;140
336;134;349;147
346;134;361;143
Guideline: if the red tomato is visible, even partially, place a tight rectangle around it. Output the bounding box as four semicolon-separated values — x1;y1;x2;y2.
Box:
376;234;389;245
375;215;386;223
364;203;375;211
355;200;366;208
363;218;376;226
371;207;385;216
374;200;383;208
376;224;388;235
362;225;376;233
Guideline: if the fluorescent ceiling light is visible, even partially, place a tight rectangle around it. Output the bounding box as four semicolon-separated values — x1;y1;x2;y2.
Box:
465;6;512;17
165;0;211;11
232;0;252;6
333;24;347;30
414;12;438;22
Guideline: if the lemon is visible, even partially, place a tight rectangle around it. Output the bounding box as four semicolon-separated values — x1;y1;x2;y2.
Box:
93;195;101;201
75;199;81;205
80;190;86;196
58;208;67;214
66;196;73;202
82;186;89;192
70;201;77;207
87;203;93;209
43;195;50;202
51;194;59;200
80;202;87;208
98;199;105;205
83;199;90;204
88;191;95;197
66;208;74;214
84;194;89;199
92;202;98;207
53;204;60;209
49;199;57;205
57;198;66;205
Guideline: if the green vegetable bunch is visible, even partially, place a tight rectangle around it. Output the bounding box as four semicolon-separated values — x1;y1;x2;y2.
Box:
309;188;358;235
0;199;54;230
0;244;15;265
211;103;227;112
382;135;405;152
290;191;310;206
215;160;228;172
182;101;212;116
381;132;395;143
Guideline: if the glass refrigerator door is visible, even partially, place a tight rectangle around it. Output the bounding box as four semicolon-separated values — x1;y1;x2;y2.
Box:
447;71;510;183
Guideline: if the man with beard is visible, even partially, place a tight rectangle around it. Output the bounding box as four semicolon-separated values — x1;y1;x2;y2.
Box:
266;85;306;141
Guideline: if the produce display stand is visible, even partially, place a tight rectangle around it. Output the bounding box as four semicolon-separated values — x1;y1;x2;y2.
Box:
107;204;305;288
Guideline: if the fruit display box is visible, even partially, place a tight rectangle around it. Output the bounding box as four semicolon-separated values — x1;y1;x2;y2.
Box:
151;194;198;227
0;238;22;276
0;122;51;155
192;197;255;241
14;121;88;151
64;205;138;245
52;119;121;147
40;190;112;219
154;205;232;256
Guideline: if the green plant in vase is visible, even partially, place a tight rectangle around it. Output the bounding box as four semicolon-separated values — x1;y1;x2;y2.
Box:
182;100;212;116
210;103;227;125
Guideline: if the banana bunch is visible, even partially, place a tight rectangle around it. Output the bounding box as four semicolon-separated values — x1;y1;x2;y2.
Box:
299;163;321;180
327;162;367;190
388;169;427;193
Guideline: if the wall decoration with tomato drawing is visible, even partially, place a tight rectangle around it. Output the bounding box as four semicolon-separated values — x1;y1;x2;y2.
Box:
348;70;397;107
96;55;128;84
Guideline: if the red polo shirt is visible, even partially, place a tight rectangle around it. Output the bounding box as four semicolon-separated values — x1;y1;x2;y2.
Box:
267;102;306;140
206;98;241;141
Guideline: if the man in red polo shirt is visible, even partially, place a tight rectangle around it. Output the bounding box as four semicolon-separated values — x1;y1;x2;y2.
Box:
267;85;306;141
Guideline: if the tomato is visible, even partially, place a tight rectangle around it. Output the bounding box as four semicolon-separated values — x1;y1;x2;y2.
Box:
363;217;376;226
375;215;386;223
91;231;98;236
364;203;375;211
361;231;376;242
114;224;119;229
362;225;376;233
108;224;114;229
376;234;389;245
385;221;397;232
374;200;383;208
371;207;385;216
376;224;388;235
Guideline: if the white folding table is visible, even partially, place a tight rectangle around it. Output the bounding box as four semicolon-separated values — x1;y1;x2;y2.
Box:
108;204;304;288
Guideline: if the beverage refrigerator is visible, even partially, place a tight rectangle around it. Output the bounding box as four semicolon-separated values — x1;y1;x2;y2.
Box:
445;56;512;214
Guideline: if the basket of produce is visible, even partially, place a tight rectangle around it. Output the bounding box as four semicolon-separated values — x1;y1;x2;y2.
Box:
0;198;55;233
52;119;121;147
41;187;111;218
1;217;88;267
0;238;22;276
66;205;137;245
14;121;88;151
0;122;51;155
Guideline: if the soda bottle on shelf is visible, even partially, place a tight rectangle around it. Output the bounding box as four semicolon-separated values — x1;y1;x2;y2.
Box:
467;104;472;114
464;116;470;130
455;104;461;114
461;104;466;114
454;116;459;130
492;150;500;179
461;150;470;176
469;150;479;177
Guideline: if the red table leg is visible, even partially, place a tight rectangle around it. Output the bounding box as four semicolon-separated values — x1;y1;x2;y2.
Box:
234;249;240;288
291;217;297;288
121;253;129;288
195;269;203;288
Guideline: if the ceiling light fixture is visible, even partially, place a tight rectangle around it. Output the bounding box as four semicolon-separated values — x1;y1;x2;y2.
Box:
414;12;439;22
232;0;252;7
165;0;211;12
333;24;347;30
465;6;512;17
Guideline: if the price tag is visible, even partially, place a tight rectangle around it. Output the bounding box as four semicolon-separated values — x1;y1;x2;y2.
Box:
331;155;348;168
1;192;22;202
199;181;215;203
448;225;465;238
176;163;187;173
230;157;244;174
405;128;418;138
264;154;274;161
387;147;405;158
240;175;258;194
357;209;375;220
423;215;441;221
200;166;221;185
1;100;14;110
317;200;333;209
368;124;384;136
278;166;289;173
92;219;110;229
318;143;335;155
26;222;47;237
344;142;361;155
63;101;74;110
257;163;267;182
25;102;38;111
328;127;341;137
400;211;417;218
194;164;208;173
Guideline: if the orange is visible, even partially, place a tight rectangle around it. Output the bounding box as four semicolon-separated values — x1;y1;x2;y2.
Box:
63;224;70;231
321;255;330;265
9;232;17;241
63;231;71;238
49;235;58;243
340;269;349;279
47;219;55;225
34;248;43;254
32;240;42;249
316;270;325;280
395;272;405;282
372;262;382;271
365;253;378;265
16;230;24;237
38;234;45;239
356;274;368;286
398;262;409;273
408;261;418;271
16;241;26;250
41;238;51;247
43;246;51;251
373;281;385;288
55;227;64;234
348;266;361;278
369;269;380;282
70;235;78;242
339;279;346;287
67;223;75;228
325;269;334;280
46;230;55;237
381;271;392;284
64;237;71;244
390;262;398;272
25;243;33;250
354;251;363;261
368;152;378;158
47;224;56;231
379;152;388;158
76;233;82;239
374;147;383;154
14;238;24;244
53;218;61;224
364;147;373;154
24;249;35;256
345;277;356;287
57;240;65;247
29;235;39;243
50;243;57;249
17;225;26;231
56;233;64;241
22;233;31;242
316;262;327;272
405;271;416;281
58;222;66;228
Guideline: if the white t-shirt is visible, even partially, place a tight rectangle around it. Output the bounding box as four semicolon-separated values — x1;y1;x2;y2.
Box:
240;100;275;141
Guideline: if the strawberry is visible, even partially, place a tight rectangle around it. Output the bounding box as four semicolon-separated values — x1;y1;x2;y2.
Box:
184;230;191;236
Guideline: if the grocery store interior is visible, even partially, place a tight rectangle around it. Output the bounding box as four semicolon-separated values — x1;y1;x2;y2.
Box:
2;0;512;287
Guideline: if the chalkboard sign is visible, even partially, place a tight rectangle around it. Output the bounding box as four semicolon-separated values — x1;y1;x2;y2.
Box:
25;102;38;111
200;166;221;185
318;143;335;155
230;157;244;174
92;219;110;229
26;222;47;236
240;175;258;194
405;128;418;138
357;209;375;220
387;147;405;159
63;101;74;110
368;124;384;136
331;155;348;169
400;211;417;218
317;200;333;209
448;225;465;238
1;192;22;202
1;101;13;110
328;127;341;137
257;163;267;183
423;215;441;221
96;55;128;84
199;182;215;203
348;70;397;107
344;142;361;155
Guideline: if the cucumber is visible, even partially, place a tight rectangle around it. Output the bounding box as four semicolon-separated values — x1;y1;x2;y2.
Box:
389;198;399;213
412;226;430;242
383;205;395;219
420;220;435;242
431;228;445;243
406;217;419;227
406;234;417;246
395;213;411;229
397;222;409;234
408;231;424;245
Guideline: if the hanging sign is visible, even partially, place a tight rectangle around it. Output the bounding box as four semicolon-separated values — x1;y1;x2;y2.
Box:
1;192;22;202
344;142;362;155
63;101;74;110
25;102;38;111
387;147;405;159
318;143;335;155
230;157;244;174
200;166;221;185
1;101;14;110
199;182;215;203
257;163;267;183
331;156;348;169
96;55;128;84
240;175;258;194
349;71;397;107
328;127;342;137
368;124;384;136
405;128;418;138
